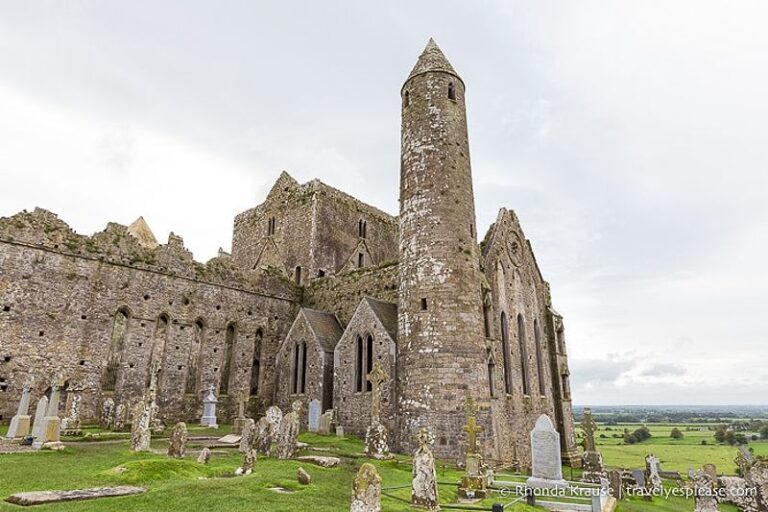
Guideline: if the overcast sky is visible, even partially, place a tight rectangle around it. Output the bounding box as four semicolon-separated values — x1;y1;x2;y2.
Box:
1;1;766;405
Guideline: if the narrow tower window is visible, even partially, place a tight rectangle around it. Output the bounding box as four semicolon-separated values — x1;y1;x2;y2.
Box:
295;266;302;285
488;359;496;398
448;82;456;100
483;303;491;338
420;298;428;310
267;217;276;236
358;253;364;268
404;90;410;107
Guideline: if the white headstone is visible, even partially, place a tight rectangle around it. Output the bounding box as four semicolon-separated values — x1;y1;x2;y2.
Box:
308;399;321;432
31;397;49;440
200;386;218;428
526;414;567;489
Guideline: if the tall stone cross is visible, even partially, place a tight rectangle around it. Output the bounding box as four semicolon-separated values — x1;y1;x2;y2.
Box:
580;407;598;452
463;397;483;455
366;362;388;425
237;391;249;419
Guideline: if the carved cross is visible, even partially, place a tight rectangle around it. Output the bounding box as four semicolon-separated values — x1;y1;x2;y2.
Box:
463;397;483;454
366;362;388;425
416;427;434;450
51;374;64;392
580;407;598;452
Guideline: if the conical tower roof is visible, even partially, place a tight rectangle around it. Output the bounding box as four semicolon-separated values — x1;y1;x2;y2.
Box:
405;38;462;84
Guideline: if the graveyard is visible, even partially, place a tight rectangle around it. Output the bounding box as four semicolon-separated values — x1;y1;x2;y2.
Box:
2;394;766;511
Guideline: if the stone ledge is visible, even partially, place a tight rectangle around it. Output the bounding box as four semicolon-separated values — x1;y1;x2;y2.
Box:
5;486;147;506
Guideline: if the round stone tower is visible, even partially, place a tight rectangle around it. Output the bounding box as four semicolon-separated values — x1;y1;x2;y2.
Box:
397;39;491;458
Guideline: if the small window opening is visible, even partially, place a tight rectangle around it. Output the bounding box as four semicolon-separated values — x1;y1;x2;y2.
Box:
404;90;410;107
3;356;11;363
2;306;9;312
358;253;364;268
295;266;302;285
317;269;326;278
420;298;428;310
448;82;456;100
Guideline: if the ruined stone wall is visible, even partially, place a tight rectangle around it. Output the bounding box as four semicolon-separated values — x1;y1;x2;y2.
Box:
0;209;299;425
304;263;398;325
314;184;398;275
273;313;333;428
232;172;398;283
232;172;314;282
332;300;397;438
481;207;577;468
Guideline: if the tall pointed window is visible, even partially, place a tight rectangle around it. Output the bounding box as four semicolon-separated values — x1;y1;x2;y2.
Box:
500;312;512;394
366;335;373;392
148;314;169;388
518;314;530;396
185;319;205;394
103;308;130;391
354;335;375;392
219;323;236;396
250;329;262;395
355;336;364;392
483;303;491;338
534;319;546;396
488;353;496;398
291;341;307;395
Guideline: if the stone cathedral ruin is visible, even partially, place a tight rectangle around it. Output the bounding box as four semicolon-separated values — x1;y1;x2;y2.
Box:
0;40;578;468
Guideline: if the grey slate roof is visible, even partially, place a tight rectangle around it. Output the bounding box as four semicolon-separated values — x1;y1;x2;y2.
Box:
363;297;398;342
301;308;343;353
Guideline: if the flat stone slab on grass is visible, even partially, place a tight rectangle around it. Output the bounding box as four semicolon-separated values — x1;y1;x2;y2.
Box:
217;434;242;444
295;455;341;467
6;486;146;506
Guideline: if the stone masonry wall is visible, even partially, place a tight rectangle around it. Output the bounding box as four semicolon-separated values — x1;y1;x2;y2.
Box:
273;312;333;428
304;263;399;325
0;208;299;424
332;300;397;438
232;172;398;284
481;207;577;467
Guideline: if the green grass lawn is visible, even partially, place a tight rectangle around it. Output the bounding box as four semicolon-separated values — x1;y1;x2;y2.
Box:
0;432;541;512
1;421;761;511
584;422;768;474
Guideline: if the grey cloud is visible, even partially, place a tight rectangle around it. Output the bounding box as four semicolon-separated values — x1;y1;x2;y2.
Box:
0;1;766;404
